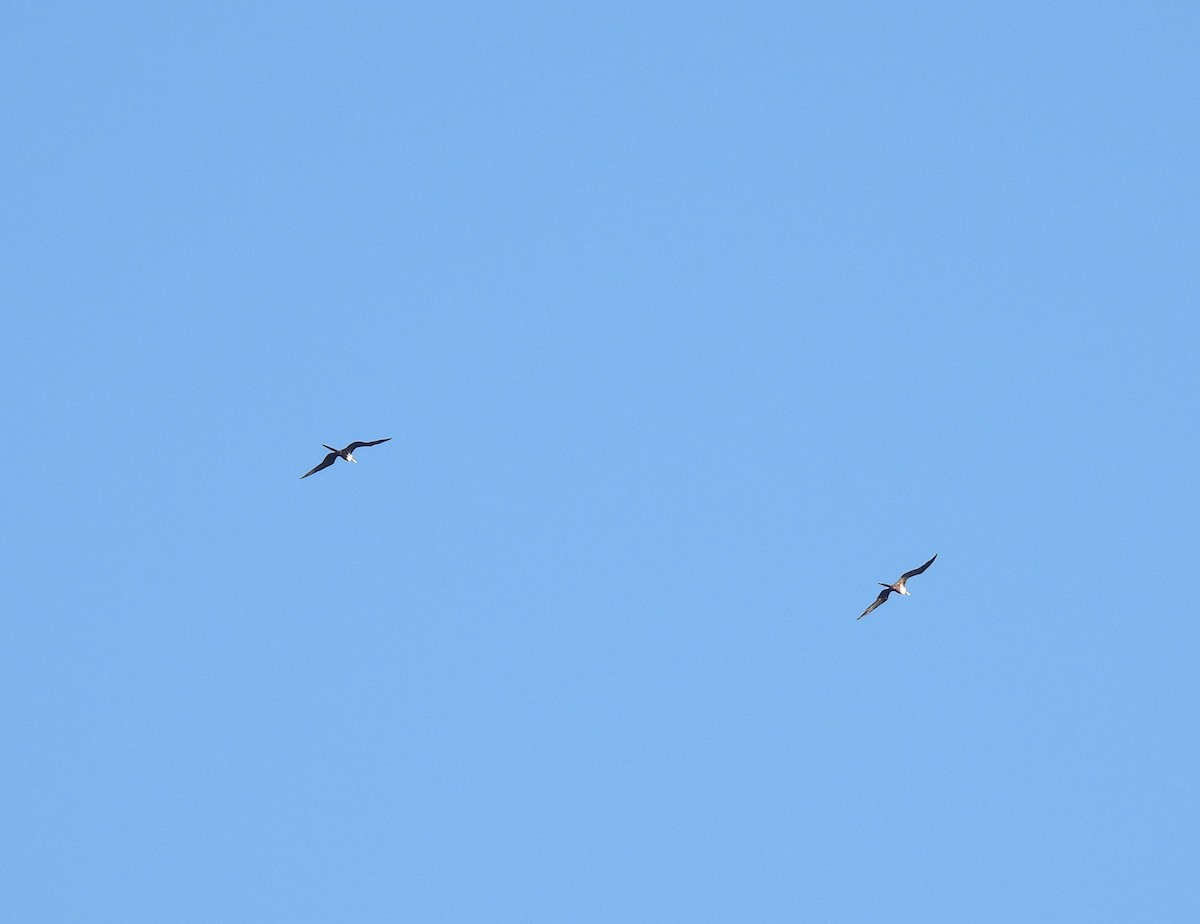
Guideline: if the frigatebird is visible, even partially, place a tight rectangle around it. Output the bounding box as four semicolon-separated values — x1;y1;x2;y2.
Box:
857;554;937;620
300;438;392;479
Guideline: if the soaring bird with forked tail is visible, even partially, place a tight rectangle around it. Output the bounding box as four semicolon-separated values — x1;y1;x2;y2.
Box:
857;554;937;620
300;438;391;479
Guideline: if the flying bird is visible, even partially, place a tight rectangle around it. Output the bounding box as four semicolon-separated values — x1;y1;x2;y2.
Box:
300;438;392;479
857;554;937;620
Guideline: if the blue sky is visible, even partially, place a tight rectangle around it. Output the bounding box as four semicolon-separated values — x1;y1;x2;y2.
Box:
2;2;1197;921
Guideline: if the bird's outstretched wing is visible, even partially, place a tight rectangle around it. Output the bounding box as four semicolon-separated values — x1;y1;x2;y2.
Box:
343;438;392;453
857;587;893;620
899;554;938;583
300;451;339;479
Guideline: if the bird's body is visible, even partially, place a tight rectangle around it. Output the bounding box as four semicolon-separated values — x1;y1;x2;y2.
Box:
326;444;359;463
857;554;937;619
300;438;391;479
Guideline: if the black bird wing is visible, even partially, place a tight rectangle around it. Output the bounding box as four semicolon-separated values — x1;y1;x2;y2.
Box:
342;438;392;453
899;554;938;583
300;451;339;479
857;587;893;620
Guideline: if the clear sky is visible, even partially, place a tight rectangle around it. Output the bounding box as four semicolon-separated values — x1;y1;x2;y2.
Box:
2;2;1196;921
